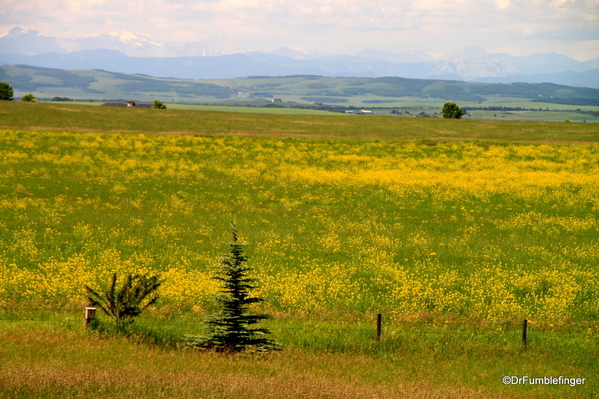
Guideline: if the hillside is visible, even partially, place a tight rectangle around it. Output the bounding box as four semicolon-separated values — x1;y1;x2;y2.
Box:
2;64;599;107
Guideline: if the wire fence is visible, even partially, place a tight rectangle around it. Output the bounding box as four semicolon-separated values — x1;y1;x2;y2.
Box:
1;309;597;345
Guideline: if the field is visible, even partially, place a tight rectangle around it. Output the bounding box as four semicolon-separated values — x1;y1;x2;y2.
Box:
1;101;598;398
2;101;598;142
3;64;599;124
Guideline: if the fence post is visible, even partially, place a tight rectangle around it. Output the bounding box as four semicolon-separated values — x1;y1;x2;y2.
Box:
85;307;96;328
522;319;528;349
376;313;382;343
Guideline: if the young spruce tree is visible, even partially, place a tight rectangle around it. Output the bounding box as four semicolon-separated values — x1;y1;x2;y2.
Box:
187;224;277;352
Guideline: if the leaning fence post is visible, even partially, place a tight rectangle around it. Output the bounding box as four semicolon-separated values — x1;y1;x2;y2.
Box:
376;313;382;342
85;307;96;328
522;319;528;349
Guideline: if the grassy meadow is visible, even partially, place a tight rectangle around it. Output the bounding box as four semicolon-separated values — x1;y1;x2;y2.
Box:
0;101;598;398
1;101;598;142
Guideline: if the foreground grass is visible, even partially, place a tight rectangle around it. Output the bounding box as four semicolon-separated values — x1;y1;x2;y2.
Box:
1;101;598;143
0;316;595;399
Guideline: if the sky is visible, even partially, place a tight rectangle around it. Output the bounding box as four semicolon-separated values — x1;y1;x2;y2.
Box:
1;0;598;60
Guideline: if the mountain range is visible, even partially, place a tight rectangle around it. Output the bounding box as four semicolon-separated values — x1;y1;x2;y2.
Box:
1;27;598;88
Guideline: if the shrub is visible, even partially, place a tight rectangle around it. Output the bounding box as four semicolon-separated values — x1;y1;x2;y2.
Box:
153;99;167;109
21;93;37;102
85;273;162;333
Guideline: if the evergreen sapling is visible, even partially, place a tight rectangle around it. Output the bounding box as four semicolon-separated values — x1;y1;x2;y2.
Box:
187;224;278;352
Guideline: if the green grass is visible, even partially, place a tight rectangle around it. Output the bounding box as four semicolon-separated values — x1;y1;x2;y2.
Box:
1;101;598;141
0;102;598;397
0;310;596;398
165;103;337;115
46;100;599;122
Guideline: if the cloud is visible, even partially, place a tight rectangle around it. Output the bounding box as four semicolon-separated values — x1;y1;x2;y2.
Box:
1;0;597;58
496;0;510;9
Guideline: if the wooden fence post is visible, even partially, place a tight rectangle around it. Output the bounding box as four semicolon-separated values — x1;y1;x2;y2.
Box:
85;307;96;328
376;313;382;343
522;319;528;349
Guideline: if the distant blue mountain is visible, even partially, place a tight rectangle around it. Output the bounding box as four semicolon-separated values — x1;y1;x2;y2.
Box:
2;27;598;87
0;50;325;79
1;48;598;89
473;69;599;89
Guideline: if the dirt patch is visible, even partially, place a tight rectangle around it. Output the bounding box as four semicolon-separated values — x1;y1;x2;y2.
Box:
290;120;349;126
44;105;104;113
227;117;257;122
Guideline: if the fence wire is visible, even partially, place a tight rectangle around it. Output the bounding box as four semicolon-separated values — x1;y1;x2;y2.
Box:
0;310;597;342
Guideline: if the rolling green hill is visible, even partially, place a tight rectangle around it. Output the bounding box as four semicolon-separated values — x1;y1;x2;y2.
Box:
2;64;599;109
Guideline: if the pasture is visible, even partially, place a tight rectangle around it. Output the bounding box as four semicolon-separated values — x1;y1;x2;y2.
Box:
0;102;598;398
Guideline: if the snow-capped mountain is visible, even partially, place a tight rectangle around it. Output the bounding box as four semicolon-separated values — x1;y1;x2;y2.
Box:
178;35;245;57
429;47;520;78
0;27;245;58
268;47;331;60
409;46;593;79
64;31;168;57
0;27;64;55
354;49;434;63
81;31;164;50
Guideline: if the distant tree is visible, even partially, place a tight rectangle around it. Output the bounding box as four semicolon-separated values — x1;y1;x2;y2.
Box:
442;102;465;119
21;93;37;102
186;224;278;352
153;99;167;109
0;82;13;101
85;273;162;333
264;102;283;108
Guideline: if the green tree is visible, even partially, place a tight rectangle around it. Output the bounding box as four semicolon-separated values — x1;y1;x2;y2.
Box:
0;82;13;101
85;273;162;333
187;224;277;352
153;99;167;109
442;102;465;119
21;93;37;102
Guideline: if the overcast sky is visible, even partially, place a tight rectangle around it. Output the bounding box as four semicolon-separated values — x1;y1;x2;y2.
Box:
2;0;598;60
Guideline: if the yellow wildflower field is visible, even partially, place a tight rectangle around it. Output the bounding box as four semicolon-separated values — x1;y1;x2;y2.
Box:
0;129;597;325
